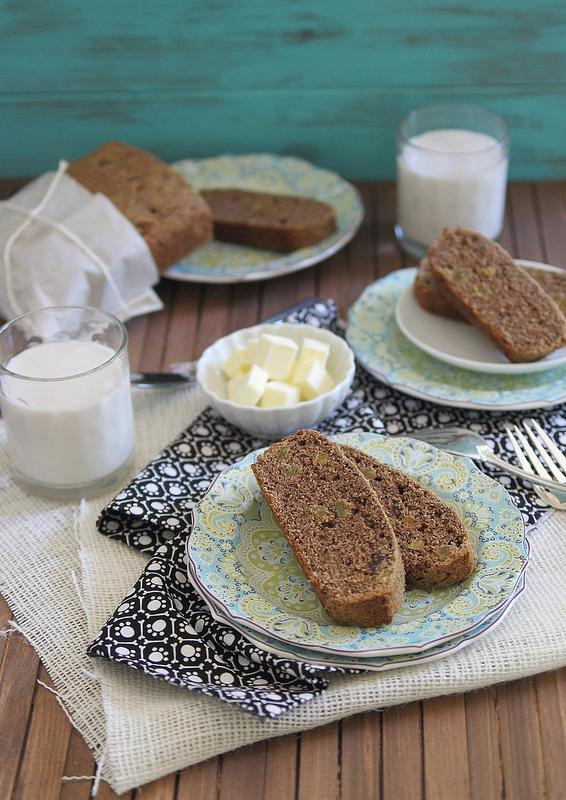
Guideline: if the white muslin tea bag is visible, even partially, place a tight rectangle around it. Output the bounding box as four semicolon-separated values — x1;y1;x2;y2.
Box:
0;161;163;322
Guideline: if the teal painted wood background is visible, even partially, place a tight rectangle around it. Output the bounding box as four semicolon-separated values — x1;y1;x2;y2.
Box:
1;0;566;179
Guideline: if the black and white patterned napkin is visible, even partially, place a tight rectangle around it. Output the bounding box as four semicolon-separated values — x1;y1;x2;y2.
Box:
88;298;564;718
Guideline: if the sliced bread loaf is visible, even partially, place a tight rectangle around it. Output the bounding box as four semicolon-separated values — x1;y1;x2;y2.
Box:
251;429;404;627
68;141;213;271
415;258;566;322
200;188;336;252
427;228;566;362
340;445;476;589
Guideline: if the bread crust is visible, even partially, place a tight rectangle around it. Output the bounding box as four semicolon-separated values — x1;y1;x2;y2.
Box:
68;141;213;271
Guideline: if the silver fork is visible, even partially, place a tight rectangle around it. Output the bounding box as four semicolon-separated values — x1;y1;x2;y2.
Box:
506;419;566;510
401;426;566;495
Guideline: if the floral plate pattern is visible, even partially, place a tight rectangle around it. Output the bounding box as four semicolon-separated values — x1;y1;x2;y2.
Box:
190;561;527;672
346;269;566;410
187;432;528;657
167;154;363;283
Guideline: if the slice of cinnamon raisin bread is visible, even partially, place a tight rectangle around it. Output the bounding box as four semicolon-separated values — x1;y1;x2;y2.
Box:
341;445;476;589
251;429;405;627
427;228;566;362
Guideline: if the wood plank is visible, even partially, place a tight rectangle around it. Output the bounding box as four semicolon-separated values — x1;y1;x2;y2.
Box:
382;703;423;800
535;181;566;268
263;735;298;800
318;183;376;318
218;744;267;800
464;689;502;800
508;183;544;261
134;772;177;800
160;281;202;365
228;283;261;331
297;723;339;800
138;282;175;371
176;757;220;800
497;678;546;800
375;182;404;278
59;727;95;800
3;2;566;95
13;667;72;800
341;712;381;799
0;631;40;800
193;284;232;358
533;670;566;800
422;695;470;800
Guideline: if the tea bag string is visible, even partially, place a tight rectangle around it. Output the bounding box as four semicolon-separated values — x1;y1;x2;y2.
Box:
1;161;130;318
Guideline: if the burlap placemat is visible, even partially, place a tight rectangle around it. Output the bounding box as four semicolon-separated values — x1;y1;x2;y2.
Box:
1;385;565;793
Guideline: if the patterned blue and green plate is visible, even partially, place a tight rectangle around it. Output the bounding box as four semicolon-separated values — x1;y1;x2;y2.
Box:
346;269;566;410
192;562;527;671
167;154;363;283
186;432;528;658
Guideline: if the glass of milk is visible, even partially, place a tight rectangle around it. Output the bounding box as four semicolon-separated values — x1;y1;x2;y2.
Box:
396;104;509;258
0;306;134;498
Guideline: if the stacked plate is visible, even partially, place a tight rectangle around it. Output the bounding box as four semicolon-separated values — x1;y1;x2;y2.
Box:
346;263;566;411
186;432;529;672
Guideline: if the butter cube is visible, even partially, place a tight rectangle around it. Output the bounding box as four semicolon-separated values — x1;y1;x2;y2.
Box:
221;345;250;379
259;381;301;408
259;333;299;380
227;364;269;406
298;337;330;369
292;360;335;400
246;336;266;364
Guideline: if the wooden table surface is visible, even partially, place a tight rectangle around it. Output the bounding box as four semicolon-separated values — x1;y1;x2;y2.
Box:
1;178;566;800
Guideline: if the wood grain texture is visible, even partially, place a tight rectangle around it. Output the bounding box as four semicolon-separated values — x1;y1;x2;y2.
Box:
341;713;381;799
382;703;423;800
1;1;566;178
13;667;72;800
464;689;502;800
297;724;340;800
423;695;470;800
497;679;546;800
0;179;565;800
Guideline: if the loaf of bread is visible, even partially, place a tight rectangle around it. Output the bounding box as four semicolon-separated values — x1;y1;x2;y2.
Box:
200;188;337;252
415;258;566;321
251;429;404;627
340;445;476;589
68;141;213;271
427;228;566;362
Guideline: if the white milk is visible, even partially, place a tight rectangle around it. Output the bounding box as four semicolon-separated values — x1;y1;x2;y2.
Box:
1;340;133;487
397;128;508;247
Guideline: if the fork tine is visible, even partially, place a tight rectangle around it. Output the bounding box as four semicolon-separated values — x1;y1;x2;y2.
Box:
512;425;554;481
523;420;566;484
528;418;566;473
506;427;536;474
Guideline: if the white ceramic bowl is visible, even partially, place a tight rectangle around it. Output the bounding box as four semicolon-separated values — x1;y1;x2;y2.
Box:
197;323;355;438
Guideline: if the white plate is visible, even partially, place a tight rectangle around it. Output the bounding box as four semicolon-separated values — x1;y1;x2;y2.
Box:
396;260;566;375
165;153;364;284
